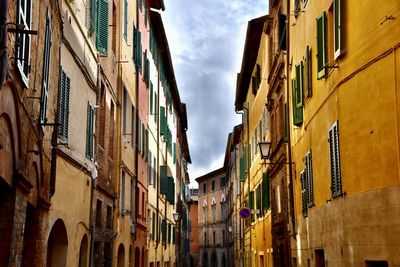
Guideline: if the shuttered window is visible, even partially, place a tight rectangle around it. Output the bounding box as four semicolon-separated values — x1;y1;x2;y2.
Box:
96;0;109;54
160;165;167;195
220;176;225;188
160;106;166;136
256;185;261;217
295;62;304;108
150;83;153;114
305;46;312;97
292;78;303;126
250;191;254;221
301;170;308;217
161;219;166;243
153;156;157;189
305;151;314;207
137;117;141;153
123;0;127;39
152;212;155;240
168;223;172;243
334;0;342;59
316;12;327;79
279;14;287;50
261;172;270;213
329;121;342;198
131;105;134;148
86;103;95;160
167;176;175;205
58;69;70;141
173;143;176;164
172;226;175;244
121;171;126;214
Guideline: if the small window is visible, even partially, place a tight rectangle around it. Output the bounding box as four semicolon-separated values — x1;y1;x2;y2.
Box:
329;121;341;197
212;180;215;191
86;103;95;160
106;205;112;229
95;200;102;228
316;12;328;79
58;69;71;141
39;9;51;125
203;183;207;194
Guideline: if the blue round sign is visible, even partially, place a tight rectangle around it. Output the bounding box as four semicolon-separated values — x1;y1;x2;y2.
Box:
239;208;251;219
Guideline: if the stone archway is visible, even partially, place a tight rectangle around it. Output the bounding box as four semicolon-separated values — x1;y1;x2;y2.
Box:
135;247;140;267
78;234;88;267
47;219;68;267
117;244;125;267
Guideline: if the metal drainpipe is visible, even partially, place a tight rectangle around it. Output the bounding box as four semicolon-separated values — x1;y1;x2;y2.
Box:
235;108;247;267
286;0;297;241
0;0;8;86
134;0;140;242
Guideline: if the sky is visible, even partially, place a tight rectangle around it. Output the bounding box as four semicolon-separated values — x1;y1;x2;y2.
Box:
162;0;268;187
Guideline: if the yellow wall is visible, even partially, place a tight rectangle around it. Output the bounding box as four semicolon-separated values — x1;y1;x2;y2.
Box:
290;0;400;265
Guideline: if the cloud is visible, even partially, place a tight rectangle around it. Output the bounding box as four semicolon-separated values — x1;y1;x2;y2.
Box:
162;0;268;187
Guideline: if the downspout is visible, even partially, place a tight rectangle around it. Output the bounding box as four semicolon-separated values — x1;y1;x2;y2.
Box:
286;0;297;241
234;108;245;267
88;54;101;267
0;0;8;86
135;0;140;241
155;41;160;256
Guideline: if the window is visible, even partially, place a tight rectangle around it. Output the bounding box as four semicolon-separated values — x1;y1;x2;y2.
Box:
58;69;70;141
130;179;135;222
121;171;126;214
161;219;166;243
89;0;109;54
329;121;342;197
148;151;152;185
301;150;314;217
152;212;155;240
142;192;145;219
222;230;225;246
279;14;287;51
153;156;157;189
333;0;342;60
292;77;303;126
203;183;207;194
86;103;95;160
316;12;328;79
39;9;51;125
212;231;215;246
131;105;135;148
294;0;301;17
150;83;153;114
203;207;207;224
220;176;225;188
16;0;32;85
305;46;312;97
211;204;216;223
212;180;215;191
133;25;142;71
106;205;112;229
123;0;128;40
204;232;207;245
95;199;102;228
122;87;127;133
250;191;254;221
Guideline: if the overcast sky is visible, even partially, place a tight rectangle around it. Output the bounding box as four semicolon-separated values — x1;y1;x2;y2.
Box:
162;0;268;187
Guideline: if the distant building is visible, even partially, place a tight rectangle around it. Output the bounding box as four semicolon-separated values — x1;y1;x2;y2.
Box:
196;168;229;267
188;188;199;267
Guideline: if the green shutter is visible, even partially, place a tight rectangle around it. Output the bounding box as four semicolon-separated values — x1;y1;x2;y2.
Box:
172;226;175;244
306;151;314;207
301;171;308;217
292;78;303;126
173;143;176;163
256;185;261;214
150;83;153;114
220;176;225;188
316;12;327;79
137;117;141;153
138;0;142;11
295;62;304;108
262;172;270;212
89;0;98;34
58;69;70;141
305;46;312;97
96;0;109;54
86;103;94;159
133;23;137;62
329;122;341;198
161;219;166;243
160;165;167;195
136;31;142;71
334;0;342;59
160;106;166;136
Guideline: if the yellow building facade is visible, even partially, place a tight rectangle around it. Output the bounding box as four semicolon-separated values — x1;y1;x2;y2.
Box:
235;15;273;267
289;0;400;265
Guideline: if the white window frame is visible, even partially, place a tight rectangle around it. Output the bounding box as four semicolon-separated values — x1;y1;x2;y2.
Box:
16;0;32;86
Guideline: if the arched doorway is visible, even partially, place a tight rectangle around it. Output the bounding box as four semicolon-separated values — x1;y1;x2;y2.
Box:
47;219;68;267
221;253;226;267
202;252;208;267
211;251;217;267
78;235;88;267
117;244;125;267
129;246;133;266
135;247;140;267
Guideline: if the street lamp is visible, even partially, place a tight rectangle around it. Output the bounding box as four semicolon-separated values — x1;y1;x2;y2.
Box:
228;225;233;233
173;212;180;223
258;141;272;160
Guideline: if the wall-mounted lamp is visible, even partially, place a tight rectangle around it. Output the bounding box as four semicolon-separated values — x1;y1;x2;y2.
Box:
258;141;272;160
173;212;180;223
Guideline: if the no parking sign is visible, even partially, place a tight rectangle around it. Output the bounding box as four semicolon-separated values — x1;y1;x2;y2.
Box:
239;208;251;219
